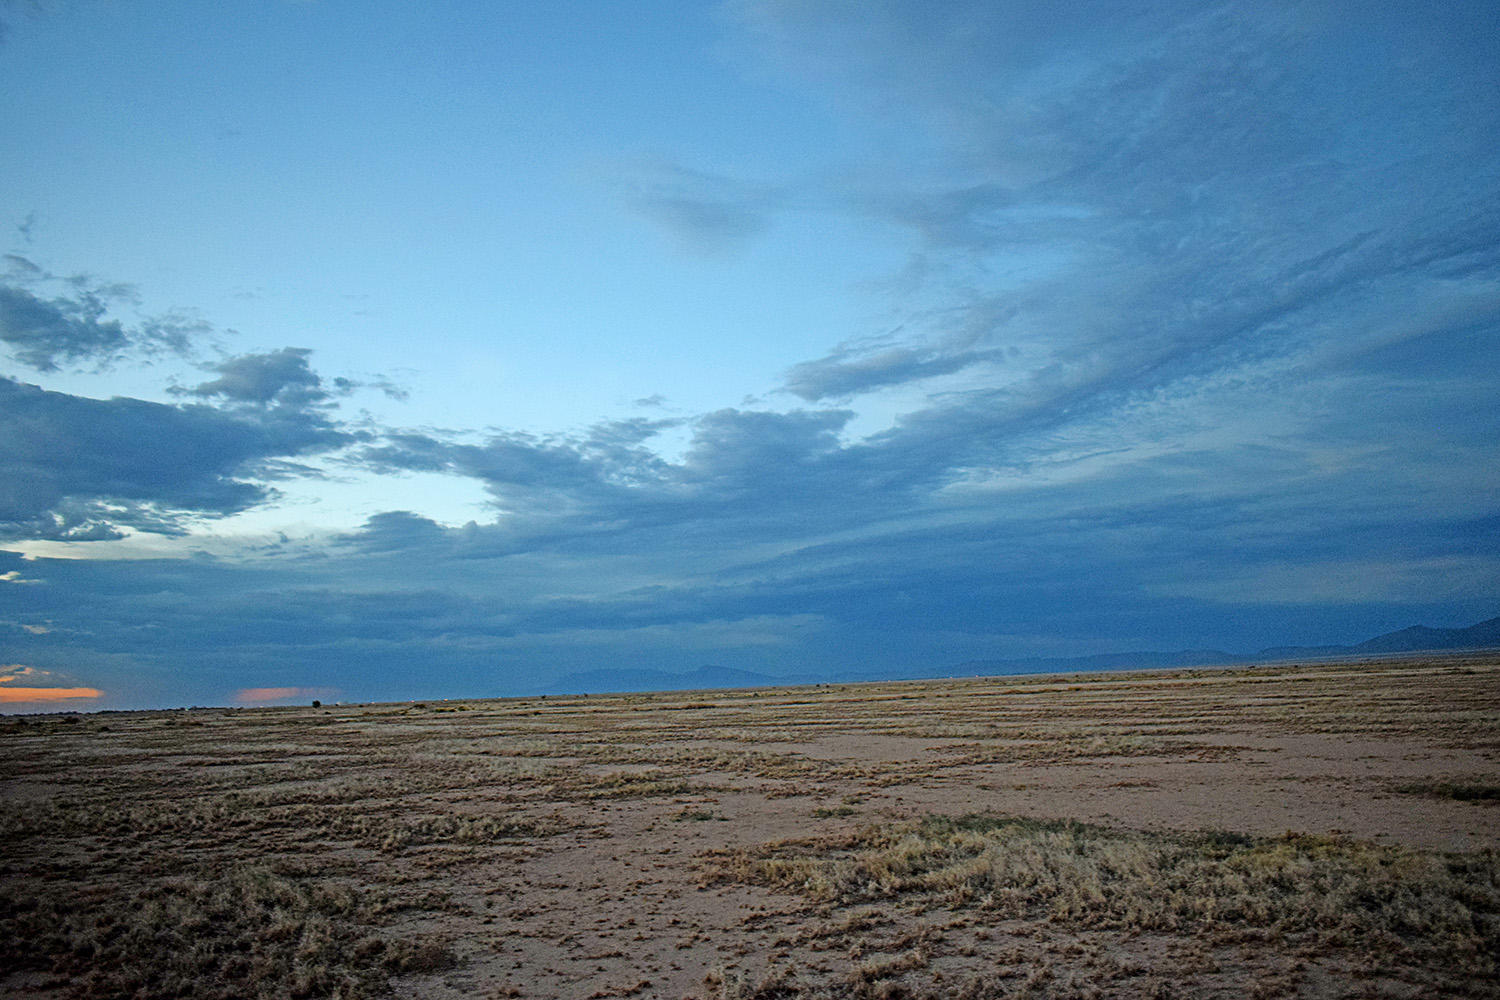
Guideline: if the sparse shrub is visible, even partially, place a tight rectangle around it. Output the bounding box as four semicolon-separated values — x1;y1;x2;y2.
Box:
1394;781;1500;802
557;769;698;801
812;805;859;818
0;864;455;999
348;809;578;852
674;807;723;822
701;814;1500;981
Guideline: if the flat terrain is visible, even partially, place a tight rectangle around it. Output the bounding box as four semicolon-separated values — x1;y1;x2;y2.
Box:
3;655;1498;998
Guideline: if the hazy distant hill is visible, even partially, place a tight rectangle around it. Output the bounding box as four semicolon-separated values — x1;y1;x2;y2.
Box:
1251;644;1354;660
951;649;1246;678
1350;616;1500;653
955;615;1500;678
545;664;785;694
540;616;1500;696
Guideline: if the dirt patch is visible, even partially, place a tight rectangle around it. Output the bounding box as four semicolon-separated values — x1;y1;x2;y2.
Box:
2;655;1497;998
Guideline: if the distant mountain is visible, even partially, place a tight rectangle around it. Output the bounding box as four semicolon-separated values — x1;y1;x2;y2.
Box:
953;615;1500;679
544;664;788;695
1351;616;1500;654
537;616;1500;696
1252;645;1352;660
952;649;1246;677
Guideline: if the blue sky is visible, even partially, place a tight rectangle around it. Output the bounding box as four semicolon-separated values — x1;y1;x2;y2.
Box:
1;1;1496;710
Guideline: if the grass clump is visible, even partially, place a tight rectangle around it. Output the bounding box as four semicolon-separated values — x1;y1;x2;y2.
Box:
703;813;1500;978
673;807;724;822
0;795;581;856
1395;781;1500;802
559;769;698;800
0;864;453;999
331;808;579;853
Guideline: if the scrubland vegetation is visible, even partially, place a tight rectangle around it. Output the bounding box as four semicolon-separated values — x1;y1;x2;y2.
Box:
702;814;1499;997
2;655;1497;998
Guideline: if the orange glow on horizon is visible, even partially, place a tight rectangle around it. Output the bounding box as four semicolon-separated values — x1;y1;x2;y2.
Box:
235;686;332;704
0;686;103;704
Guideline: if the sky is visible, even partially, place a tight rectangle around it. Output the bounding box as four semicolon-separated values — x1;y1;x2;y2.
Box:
1;0;1497;711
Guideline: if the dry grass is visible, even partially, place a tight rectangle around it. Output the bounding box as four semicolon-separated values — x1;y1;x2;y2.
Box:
703;813;1499;986
2;655;1497;999
1394;781;1500;803
0;863;452;999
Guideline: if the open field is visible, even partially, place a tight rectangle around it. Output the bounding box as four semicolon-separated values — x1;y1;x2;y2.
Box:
3;655;1498;999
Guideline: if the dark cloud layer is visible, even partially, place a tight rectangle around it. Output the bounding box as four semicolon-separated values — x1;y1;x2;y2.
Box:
0;283;128;371
2;1;1496;708
0;257;383;541
0;377;357;540
756;0;1500;436
0;256;197;371
784;341;1005;401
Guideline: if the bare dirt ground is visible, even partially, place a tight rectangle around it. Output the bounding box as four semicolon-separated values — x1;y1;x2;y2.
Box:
3;655;1497;998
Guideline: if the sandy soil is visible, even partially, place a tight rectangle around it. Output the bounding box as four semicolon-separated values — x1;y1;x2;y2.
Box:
3;655;1497;998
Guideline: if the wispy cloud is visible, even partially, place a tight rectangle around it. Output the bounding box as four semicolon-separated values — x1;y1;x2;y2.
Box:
0;376;360;541
0;282;129;372
234;686;338;705
0;255;199;371
0;666;101;705
618;162;780;254
784;339;1008;402
0;685;102;704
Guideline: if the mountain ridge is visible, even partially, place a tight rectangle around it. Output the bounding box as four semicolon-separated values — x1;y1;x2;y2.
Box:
538;615;1500;695
954;615;1500;677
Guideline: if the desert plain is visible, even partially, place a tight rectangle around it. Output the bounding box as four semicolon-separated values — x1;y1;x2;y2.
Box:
2;654;1498;999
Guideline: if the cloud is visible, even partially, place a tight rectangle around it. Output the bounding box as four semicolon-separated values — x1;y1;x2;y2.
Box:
0;256;205;371
0;685;102;705
3;253;42;277
0;376;359;541
0;2;1494;707
620;163;779;253
0;666;101;705
360;375;410;401
179;347;330;408
341;510;449;553
135;312;213;358
234;686;338;705
5;420;1494;708
784;340;1006;401
863;183;1032;251
355;408;864;551
735;0;1500;483
173;348;410;411
680;407;850;491
0;283;129;371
